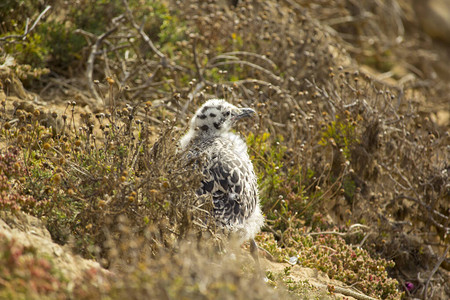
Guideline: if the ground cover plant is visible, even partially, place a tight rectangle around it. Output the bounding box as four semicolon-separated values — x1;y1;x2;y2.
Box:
1;0;448;299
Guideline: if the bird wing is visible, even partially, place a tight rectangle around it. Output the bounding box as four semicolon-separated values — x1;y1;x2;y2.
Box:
198;147;256;227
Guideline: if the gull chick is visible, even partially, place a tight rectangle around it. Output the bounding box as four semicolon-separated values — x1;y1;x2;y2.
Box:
180;99;264;262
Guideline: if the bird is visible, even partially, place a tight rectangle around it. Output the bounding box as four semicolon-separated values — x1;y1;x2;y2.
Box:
180;99;264;264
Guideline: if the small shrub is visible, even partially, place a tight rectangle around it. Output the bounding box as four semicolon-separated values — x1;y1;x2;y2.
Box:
0;147;39;212
257;231;403;299
0;233;64;299
319;115;358;161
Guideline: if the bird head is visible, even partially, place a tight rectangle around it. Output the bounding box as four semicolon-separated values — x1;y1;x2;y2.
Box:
190;99;256;136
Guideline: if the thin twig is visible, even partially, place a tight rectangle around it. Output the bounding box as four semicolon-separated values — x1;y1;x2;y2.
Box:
395;195;448;221
122;0;188;74
85;23;122;104
208;60;281;82
423;245;449;300
331;285;379;300
0;6;52;42
355;232;373;248
122;0;165;59
323;12;374;27
192;35;204;82
307;231;347;236
305;224;370;240
219;51;278;69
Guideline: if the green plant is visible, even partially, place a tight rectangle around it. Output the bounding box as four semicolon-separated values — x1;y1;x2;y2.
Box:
1;0;186;71
319;115;358;160
248;132;285;201
247;132;332;231
2;32;48;67
257;231;403;299
0;233;64;299
0;147;39;212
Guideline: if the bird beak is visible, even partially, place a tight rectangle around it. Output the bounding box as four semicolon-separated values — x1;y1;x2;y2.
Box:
235;107;256;121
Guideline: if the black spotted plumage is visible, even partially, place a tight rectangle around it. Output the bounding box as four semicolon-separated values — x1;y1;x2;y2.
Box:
195;139;257;227
180;99;264;242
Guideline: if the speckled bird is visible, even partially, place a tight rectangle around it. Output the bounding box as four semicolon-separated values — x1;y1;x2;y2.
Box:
180;99;264;259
